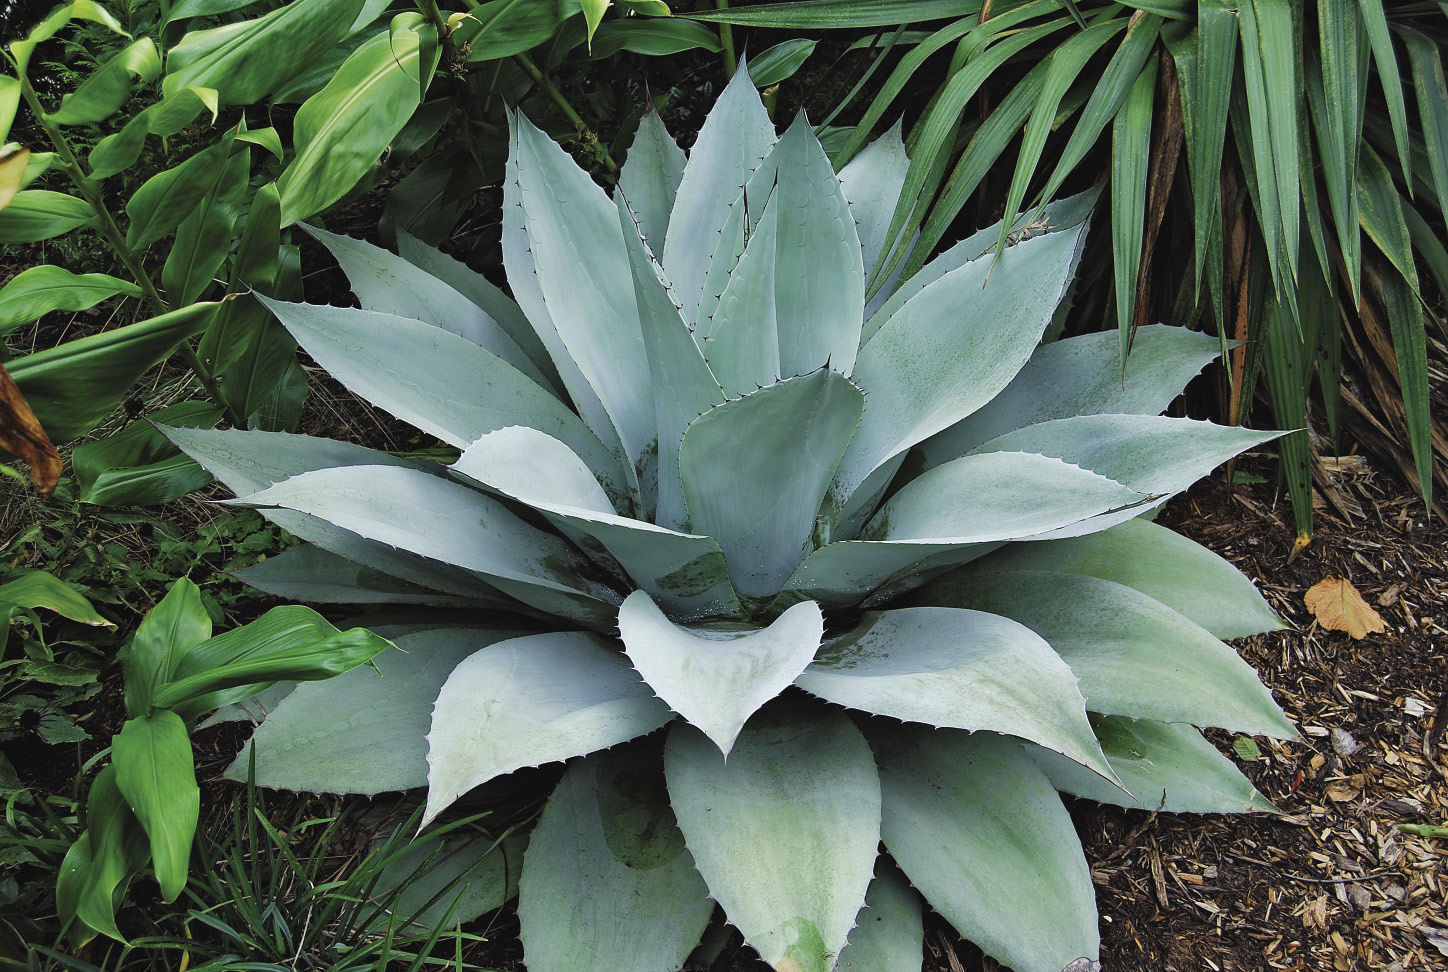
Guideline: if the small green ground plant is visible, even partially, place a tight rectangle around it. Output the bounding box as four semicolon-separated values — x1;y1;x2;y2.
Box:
166;71;1295;972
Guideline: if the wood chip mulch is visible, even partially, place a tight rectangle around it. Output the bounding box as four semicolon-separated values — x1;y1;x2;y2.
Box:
1071;461;1448;972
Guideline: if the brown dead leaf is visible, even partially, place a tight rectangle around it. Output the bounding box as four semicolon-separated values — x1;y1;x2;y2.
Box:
0;361;61;495
1304;577;1388;639
1324;780;1362;803
0;146;29;212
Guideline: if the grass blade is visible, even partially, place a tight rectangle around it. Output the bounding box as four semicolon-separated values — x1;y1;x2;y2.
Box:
1111;55;1158;364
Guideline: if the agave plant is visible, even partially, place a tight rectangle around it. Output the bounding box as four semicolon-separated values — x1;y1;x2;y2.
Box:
165;68;1295;972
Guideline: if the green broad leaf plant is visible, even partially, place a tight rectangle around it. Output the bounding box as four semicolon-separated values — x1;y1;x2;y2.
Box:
165;70;1295;972
57;577;392;944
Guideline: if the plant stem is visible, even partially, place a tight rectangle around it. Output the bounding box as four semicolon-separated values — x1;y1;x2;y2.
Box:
416;0;457;64
16;75;245;427
717;0;737;78
511;53;617;172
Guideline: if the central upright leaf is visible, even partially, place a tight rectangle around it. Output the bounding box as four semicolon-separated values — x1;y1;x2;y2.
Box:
618;590;823;754
680;369;863;599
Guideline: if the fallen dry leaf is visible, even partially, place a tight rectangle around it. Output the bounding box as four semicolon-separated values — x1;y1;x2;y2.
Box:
1304;577;1388;639
0;361;61;495
0;146;29;212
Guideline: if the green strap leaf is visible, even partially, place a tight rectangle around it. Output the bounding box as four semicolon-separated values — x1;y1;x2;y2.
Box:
683;0;973;28
1398;26;1448;222
748;37;818;87
88;85;219;180
619;590;823;754
46;37;160;125
1357;0;1412;187
0;570;110;626
0;266;142;336
872;725;1098;972
111;711;199;902
1166;0;1237;293
921;569;1296;737
161;142;248;305
163;0;364;105
124;131;237;250
665;707;881;972
1027;716;1276;814
277;14;435;226
424;632;673;826
58;766;147;944
0;190;95;243
230;628;525;793
518;744;714;972
1237;0;1302;291
977;517;1282;640
7;301;215;443
681;370;864;599
800;606;1111;778
124;578;211;718
1308;0;1364;303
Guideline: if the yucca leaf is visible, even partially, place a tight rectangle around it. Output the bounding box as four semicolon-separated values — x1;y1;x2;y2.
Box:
1404;204;1448;335
1260;285;1314;536
1059;0;1088;29
454;428;742;620
837;18;974;167
682;0;973;28
834;863;923;972
1237;0;1302;291
1310;0;1364;303
681;370;863;599
617;110;686;255
1357;0;1412;187
904;60;1050;285
425;632;673;827
665;707;881;972
1398;26;1448;221
799;606;1111;778
518;746;713;972
835;223;1086;524
1027;717;1276;813
925;570;1297;737
662;65;776;324
998;18;1127;259
1110;54;1157;363
619;591;823;755
1165;0;1237;291
872;726;1098;972
978;518;1283;640
234;464;620;624
1367;263;1434;513
921;325;1225;464
1038;13;1162;209
228;629;525;793
876;16;1069;295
